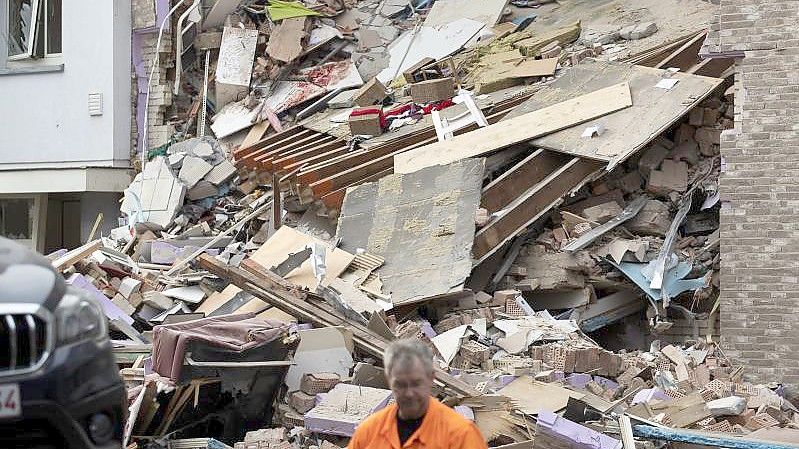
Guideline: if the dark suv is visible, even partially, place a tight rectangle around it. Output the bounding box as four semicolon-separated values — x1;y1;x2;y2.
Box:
0;237;126;448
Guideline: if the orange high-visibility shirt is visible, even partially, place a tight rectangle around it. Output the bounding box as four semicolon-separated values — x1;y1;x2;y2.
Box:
347;398;488;449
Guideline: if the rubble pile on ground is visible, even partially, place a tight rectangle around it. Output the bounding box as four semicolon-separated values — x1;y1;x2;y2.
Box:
45;0;799;448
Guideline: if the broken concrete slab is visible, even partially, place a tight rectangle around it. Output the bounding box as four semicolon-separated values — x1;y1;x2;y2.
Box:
423;0;506;28
121;157;186;230
336;159;484;306
582;201;623;223
204;160;237;185
179;156;214;189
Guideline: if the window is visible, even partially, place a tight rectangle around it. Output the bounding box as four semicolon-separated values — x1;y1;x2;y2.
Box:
0;198;33;239
7;0;61;60
0;195;44;251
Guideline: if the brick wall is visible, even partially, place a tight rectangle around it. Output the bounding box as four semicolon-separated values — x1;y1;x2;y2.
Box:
707;0;799;384
132;0;175;158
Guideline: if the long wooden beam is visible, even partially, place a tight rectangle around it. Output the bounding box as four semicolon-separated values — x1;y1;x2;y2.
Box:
393;83;633;175
481;149;571;213
232;125;304;159
196;254;481;399
473;157;604;263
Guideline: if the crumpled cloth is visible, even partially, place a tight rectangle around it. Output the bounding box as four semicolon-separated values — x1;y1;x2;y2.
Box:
152;312;290;381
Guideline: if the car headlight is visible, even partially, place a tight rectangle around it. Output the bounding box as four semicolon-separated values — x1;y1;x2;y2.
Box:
55;292;106;345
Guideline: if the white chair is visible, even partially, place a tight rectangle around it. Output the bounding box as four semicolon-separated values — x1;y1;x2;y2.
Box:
431;90;489;142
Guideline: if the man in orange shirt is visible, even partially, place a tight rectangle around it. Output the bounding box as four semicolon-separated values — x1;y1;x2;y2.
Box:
347;339;488;449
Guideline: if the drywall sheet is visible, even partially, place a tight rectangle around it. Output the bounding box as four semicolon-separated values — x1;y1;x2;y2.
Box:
423;0;508;28
507;60;723;166
285;327;354;392
377;18;484;84
216;27;258;86
336;158;485;306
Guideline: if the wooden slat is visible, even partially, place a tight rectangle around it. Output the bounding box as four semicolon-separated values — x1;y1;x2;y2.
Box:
393;82;633;174
255;132;329;171
688;57;734;78
270;137;342;171
238;128;316;167
473;158;604;262
654;31;706;70
296;93;532;185
197;254;481;399
305;104;521;198
481;149;571;213
319;168;394;210
281;144;350;172
233;125;303;159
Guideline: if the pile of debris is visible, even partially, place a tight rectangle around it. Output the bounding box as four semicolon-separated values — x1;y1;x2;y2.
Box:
45;0;799;448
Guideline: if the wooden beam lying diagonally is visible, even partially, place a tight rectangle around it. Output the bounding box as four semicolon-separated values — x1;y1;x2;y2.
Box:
196;254;481;399
473;157;604;263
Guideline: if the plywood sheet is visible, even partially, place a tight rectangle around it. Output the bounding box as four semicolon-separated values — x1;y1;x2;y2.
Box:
507;60;724;165
424;0;508;28
336;159;484;306
393;82;632;174
250;226;356;290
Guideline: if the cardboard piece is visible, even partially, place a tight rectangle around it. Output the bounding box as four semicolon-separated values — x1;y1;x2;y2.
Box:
499;376;584;415
250;226;355;290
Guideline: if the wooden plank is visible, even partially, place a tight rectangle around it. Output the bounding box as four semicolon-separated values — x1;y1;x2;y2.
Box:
305;106;518;197
237;129;316;167
282;144;350;172
393;82;633;174
269;136;339;171
52;240;101;271
296;94;528;185
481;149;570;213
473;158;603;262
688;57;734;78
233;126;302;159
508;61;723;165
239;120;271;150
255;132;329;170
654;31;706;70
197;254;480;399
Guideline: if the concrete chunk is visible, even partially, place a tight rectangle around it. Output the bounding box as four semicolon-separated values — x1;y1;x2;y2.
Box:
626;199;671;237
647;159;688;196
582;201;623;223
304;384;392;436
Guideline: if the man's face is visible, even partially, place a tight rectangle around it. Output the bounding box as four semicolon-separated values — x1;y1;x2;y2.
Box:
388;358;434;420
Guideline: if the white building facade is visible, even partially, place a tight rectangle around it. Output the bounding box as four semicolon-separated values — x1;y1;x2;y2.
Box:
0;0;133;252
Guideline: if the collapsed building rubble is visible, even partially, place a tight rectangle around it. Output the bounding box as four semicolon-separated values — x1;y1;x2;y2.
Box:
43;0;799;448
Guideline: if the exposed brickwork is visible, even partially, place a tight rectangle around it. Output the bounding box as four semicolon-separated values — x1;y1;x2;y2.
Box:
132;0;175;156
708;0;799;384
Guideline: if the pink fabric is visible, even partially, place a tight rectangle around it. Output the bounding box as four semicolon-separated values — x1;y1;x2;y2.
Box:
152;313;290;381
